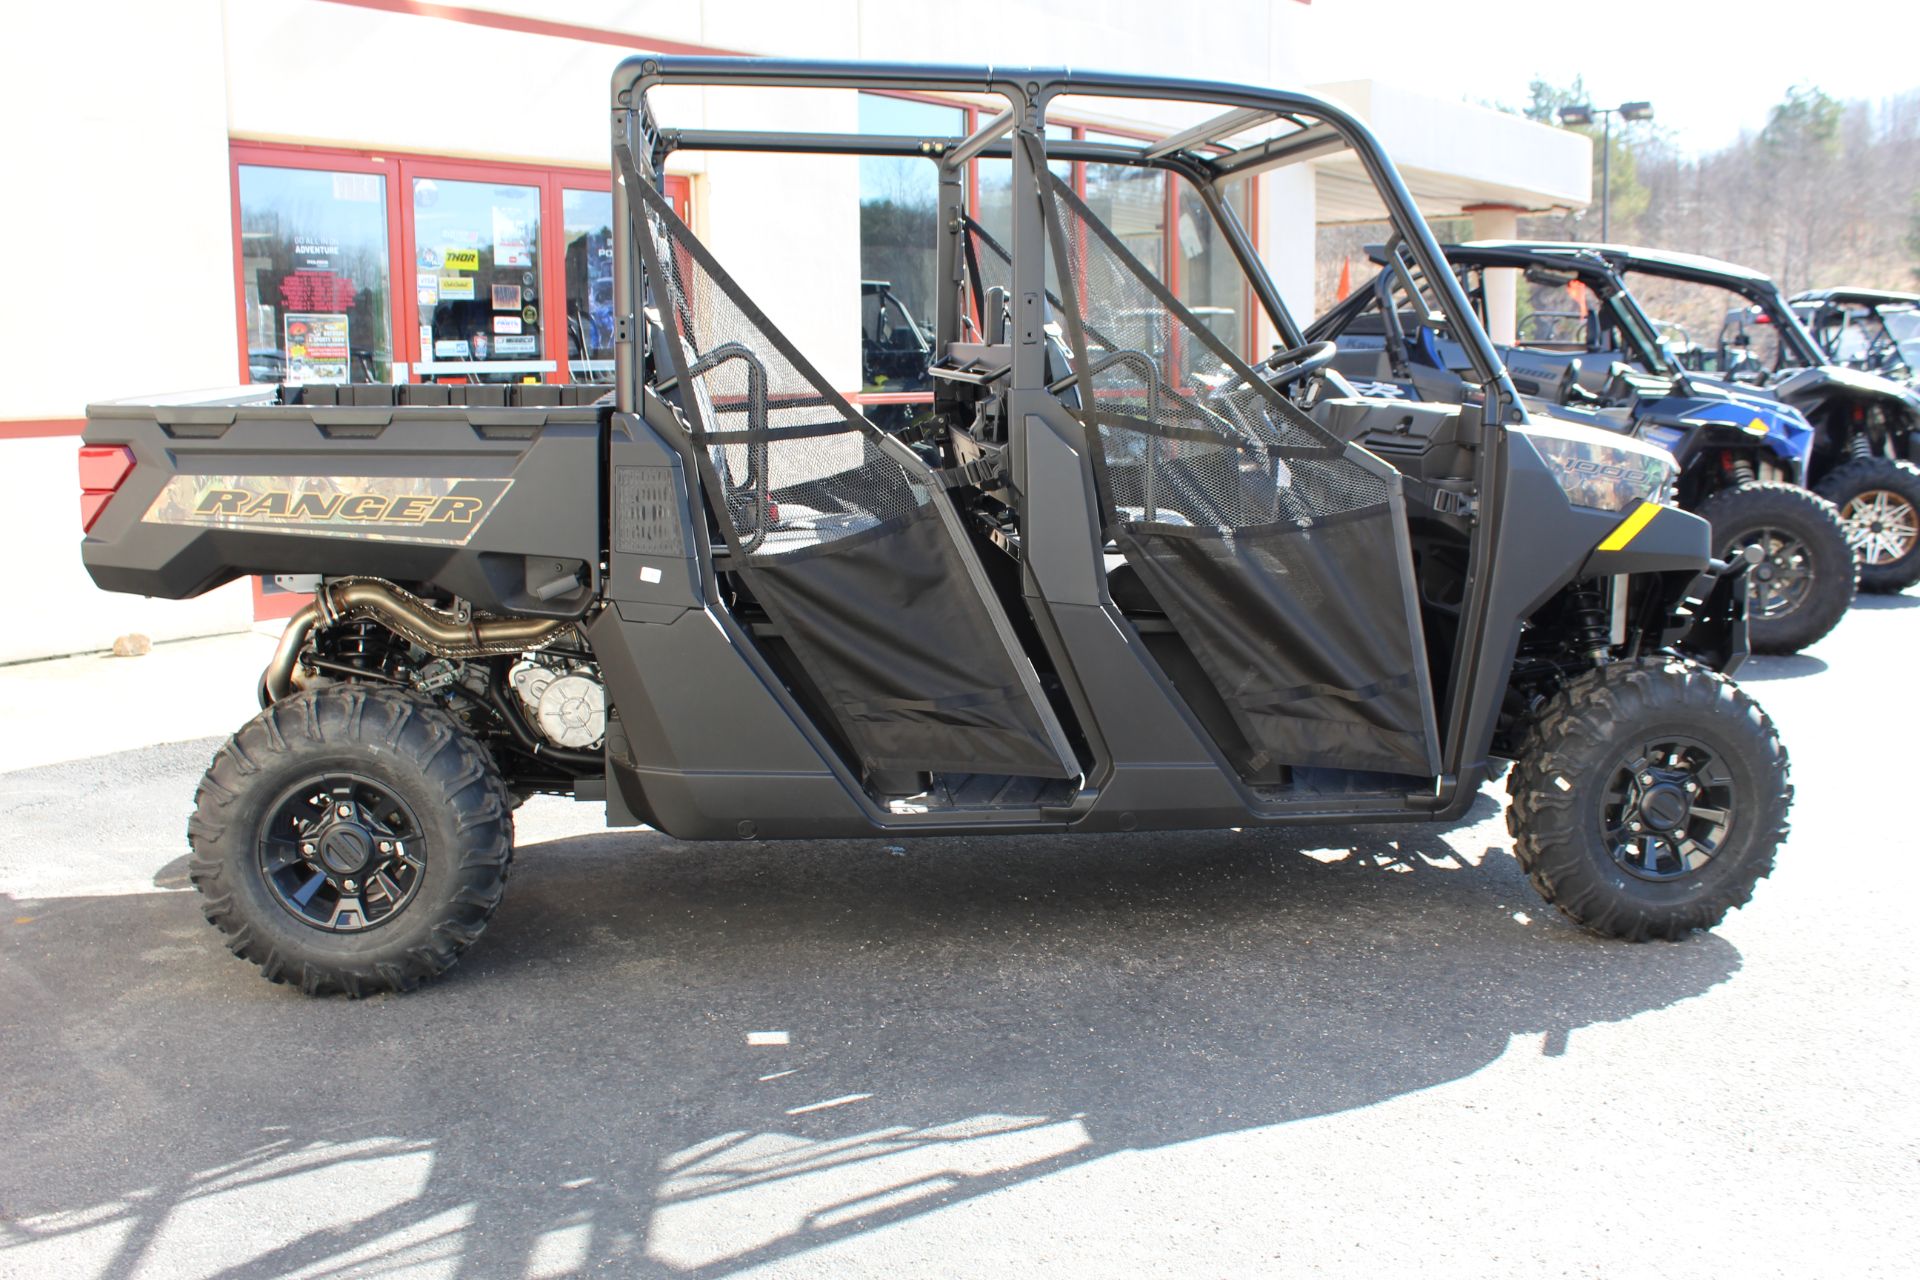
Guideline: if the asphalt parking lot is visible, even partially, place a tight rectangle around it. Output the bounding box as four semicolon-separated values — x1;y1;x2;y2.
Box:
2;599;1916;1279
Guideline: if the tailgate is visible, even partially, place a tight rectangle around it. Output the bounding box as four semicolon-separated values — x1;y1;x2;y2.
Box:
80;390;606;618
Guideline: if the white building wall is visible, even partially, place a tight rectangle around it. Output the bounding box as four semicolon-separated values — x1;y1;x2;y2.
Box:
6;0;240;413
2;0;255;662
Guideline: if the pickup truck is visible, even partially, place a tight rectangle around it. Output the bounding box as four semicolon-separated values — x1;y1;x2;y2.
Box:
79;57;1788;996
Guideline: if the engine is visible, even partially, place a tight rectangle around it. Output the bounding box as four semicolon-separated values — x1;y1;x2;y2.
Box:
507;656;608;750
269;577;608;787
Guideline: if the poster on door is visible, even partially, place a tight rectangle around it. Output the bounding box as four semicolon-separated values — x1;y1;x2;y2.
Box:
492;205;532;268
284;312;350;385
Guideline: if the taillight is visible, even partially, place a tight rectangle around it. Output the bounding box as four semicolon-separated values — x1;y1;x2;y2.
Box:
78;445;136;533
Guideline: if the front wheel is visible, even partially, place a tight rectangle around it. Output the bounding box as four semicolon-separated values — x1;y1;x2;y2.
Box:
1695;482;1855;654
187;685;515;996
1506;658;1790;940
1816;456;1920;593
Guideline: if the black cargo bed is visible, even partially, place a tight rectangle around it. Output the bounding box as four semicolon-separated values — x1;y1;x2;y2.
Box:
79;384;614;616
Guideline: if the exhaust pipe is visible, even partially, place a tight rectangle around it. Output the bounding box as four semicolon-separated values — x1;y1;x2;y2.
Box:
262;579;567;704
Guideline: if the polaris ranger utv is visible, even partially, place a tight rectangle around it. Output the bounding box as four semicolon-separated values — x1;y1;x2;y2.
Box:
1518;245;1920;595
1307;241;1855;653
79;59;1788;995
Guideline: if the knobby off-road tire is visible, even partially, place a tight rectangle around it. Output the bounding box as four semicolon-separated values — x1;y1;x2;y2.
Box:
1816;456;1920;593
1696;481;1855;654
187;685;514;996
1506;657;1790;941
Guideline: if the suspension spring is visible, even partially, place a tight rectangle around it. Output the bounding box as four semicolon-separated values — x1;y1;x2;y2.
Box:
1571;585;1610;665
327;619;405;678
1850;432;1875;461
1728;456;1757;486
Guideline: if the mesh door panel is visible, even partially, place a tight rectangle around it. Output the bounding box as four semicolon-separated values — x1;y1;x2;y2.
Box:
1046;175;1432;777
634;181;1069;780
1113;517;1432;775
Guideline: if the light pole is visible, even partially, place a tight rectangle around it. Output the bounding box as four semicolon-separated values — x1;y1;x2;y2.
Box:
1558;101;1654;241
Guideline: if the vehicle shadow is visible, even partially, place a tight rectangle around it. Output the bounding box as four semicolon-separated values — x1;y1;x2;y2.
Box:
1739;652;1829;681
1852;590;1918;610
0;780;1741;1279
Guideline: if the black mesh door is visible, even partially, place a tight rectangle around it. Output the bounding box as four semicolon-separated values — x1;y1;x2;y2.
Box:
1045;173;1437;778
629;176;1072;781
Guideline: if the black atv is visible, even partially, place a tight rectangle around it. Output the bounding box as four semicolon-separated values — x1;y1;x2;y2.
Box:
859;278;936;433
1308;241;1856;654
1790;287;1920;390
77;58;1788;995
1522;246;1920;595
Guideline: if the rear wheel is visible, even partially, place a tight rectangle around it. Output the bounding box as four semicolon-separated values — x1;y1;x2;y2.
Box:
1696;482;1854;654
1506;657;1790;940
187;685;514;996
1816;456;1920;593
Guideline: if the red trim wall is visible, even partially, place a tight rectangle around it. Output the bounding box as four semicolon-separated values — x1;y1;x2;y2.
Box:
0;419;85;440
252;577;313;622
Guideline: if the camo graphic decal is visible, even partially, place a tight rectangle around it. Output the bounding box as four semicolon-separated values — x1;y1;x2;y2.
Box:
142;475;513;545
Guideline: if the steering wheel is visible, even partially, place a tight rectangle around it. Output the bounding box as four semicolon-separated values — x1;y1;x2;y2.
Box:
1261;340;1338;390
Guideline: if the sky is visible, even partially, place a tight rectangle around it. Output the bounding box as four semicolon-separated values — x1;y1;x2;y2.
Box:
1309;0;1920;153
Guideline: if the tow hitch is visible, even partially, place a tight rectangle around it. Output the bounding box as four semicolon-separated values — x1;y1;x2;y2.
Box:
1675;544;1762;675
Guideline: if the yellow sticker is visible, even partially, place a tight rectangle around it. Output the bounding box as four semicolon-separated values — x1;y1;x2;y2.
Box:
438;276;475;301
1597;500;1661;552
442;248;480;272
1744;417;1770;436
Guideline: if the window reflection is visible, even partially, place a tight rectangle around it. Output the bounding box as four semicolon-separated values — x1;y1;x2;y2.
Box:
236;165;391;385
1083;131;1166;276
1175;176;1253;357
975;123;1072;251
413;177;541;382
858;94;964;397
563;189;615;380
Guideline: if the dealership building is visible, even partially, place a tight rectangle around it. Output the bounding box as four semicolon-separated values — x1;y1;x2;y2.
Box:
2;0;1589;664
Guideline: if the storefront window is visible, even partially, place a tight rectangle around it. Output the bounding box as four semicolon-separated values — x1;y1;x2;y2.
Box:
975;123;1072;251
1083;131;1166;277
413;177;541;381
562;188;615;380
858;94;966;392
236;165;391;384
1176;176;1254;357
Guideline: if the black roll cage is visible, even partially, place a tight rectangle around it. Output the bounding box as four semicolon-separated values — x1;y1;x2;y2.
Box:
1448;245;1685;381
605;58;1534;787
605;56;1520;421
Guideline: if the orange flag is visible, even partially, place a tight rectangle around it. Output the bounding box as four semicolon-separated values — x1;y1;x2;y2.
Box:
1336;256;1352;301
1567;278;1590;317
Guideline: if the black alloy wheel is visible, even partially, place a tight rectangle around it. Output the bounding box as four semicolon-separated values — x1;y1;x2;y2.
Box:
258;774;426;932
1697;482;1854;653
1599;736;1734;882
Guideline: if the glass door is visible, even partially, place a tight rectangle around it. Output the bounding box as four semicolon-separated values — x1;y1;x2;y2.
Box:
401;164;548;383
